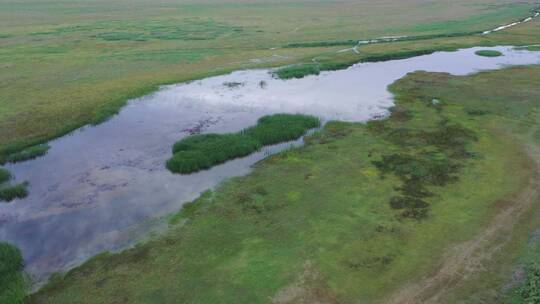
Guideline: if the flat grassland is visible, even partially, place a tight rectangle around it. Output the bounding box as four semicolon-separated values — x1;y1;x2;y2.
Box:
0;0;538;157
5;1;540;303
27;65;540;303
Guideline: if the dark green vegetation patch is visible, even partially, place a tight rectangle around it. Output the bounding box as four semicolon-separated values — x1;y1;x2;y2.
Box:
168;134;261;174
475;49;503;57
371;119;477;219
28;65;540;304
167;114;320;174
0;167;28;203
273;62;353;79
5;144;49;164
0;168;11;184
243;114;320;145
0;242;26;304
0;182;29;203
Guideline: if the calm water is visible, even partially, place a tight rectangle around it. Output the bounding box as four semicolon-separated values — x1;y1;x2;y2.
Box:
1;46;540;283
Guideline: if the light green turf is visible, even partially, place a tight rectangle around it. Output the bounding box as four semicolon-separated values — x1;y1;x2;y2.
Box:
27;65;540;303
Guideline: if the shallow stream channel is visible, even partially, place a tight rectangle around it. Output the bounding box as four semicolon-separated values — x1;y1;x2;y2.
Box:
2;46;540;284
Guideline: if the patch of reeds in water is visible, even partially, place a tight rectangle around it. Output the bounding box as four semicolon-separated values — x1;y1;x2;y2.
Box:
167;114;320;174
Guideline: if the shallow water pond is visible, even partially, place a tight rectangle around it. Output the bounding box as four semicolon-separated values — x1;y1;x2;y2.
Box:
1;46;540;283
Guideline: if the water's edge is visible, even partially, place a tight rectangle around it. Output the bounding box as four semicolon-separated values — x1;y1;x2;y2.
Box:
2;46;540;289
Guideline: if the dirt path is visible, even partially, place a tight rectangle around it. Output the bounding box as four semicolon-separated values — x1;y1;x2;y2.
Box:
386;137;540;303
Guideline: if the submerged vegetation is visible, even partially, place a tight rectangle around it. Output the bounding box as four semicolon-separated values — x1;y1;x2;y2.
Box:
243;114;320;145
167;114;320;174
0;143;45;200
28;65;540;303
514;265;540;303
0;242;26;304
475;49;503;57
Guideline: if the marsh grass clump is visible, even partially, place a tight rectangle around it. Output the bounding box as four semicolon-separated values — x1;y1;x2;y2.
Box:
243;114;320;145
475;50;503;57
167;114;320;174
0;182;29;202
273;64;321;79
273;62;355;80
362;49;438;63
0;168;29;202
168;134;260;174
6;144;49;163
0;168;11;184
0;242;26;304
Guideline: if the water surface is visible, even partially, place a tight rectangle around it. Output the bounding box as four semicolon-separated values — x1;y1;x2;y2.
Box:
1;46;540;283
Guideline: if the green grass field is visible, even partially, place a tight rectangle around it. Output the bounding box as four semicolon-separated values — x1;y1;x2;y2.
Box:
0;0;538;158
26;65;540;303
3;1;540;303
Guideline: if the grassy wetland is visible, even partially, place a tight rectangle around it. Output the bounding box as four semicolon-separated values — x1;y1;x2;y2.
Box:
0;0;538;159
3;0;540;303
25;65;540;303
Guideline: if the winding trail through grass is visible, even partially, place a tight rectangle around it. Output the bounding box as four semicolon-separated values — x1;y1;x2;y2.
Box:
386;126;540;303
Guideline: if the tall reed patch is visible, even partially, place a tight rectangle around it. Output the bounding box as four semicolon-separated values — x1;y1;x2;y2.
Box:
243;114;320;145
167;114;320;174
0;182;28;202
167;134;260;174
